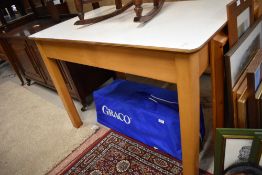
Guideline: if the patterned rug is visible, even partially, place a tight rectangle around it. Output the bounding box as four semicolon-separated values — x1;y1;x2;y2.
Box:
59;130;211;175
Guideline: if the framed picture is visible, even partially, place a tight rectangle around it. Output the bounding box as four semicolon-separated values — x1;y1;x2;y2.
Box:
249;132;262;166
214;128;262;175
225;16;262;127
227;0;254;47
246;49;262;128
237;86;248;128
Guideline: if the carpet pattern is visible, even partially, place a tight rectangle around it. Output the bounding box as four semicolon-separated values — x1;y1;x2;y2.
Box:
61;130;211;175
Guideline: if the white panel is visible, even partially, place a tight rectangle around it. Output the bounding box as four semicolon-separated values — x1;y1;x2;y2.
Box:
30;0;233;52
237;7;250;38
224;138;253;169
229;22;262;87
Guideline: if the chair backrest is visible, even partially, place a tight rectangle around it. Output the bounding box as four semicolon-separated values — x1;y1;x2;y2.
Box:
46;1;61;22
28;0;71;22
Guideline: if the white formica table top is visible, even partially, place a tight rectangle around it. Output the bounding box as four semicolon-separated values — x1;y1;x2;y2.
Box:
30;0;232;53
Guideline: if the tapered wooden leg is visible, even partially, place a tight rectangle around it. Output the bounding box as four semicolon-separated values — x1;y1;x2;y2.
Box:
115;0;122;9
175;54;200;175
8;60;25;86
36;42;83;128
134;0;143;18
74;0;84;20
210;32;228;131
26;78;31;86
153;0;159;7
0;39;25;85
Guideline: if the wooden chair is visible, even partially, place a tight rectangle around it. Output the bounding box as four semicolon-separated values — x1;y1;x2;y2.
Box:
28;0;72;21
74;0;165;25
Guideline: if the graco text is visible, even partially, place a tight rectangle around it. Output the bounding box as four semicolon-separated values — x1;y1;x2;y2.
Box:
102;105;131;124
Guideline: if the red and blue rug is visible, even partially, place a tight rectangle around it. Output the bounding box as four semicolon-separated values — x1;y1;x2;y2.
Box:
57;130;211;175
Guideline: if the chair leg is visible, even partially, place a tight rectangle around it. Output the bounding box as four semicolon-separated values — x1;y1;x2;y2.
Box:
74;0;84;20
154;0;159;7
134;0;143;19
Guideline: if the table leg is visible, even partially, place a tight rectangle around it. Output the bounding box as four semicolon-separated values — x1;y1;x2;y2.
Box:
8;59;25;86
210;32;228;130
175;54;200;174
36;43;83;128
1;39;25;85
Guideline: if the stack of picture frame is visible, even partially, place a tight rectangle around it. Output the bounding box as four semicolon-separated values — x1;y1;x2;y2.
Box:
246;50;262;128
225;0;262;128
215;1;262;174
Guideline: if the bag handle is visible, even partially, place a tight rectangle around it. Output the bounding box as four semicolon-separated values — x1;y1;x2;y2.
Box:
149;94;178;104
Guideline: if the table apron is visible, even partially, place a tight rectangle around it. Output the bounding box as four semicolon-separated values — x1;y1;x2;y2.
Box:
36;40;209;84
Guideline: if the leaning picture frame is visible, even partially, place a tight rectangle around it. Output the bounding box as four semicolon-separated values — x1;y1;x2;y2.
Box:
214;128;262;175
227;0;254;47
249;132;262;166
246;50;262;128
225;16;262;127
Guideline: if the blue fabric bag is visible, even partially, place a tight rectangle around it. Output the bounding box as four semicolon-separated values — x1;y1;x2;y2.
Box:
94;80;205;160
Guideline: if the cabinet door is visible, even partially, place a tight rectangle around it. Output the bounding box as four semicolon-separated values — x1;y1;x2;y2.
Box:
28;40;80;99
57;61;79;98
8;38;43;82
26;39;54;87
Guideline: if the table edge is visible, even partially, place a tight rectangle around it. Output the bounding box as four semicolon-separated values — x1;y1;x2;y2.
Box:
30;22;226;54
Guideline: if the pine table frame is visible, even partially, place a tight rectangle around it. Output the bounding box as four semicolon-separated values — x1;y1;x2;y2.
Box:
31;1;233;174
35;38;211;175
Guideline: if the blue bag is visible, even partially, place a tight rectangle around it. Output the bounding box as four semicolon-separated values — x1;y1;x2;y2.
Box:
94;80;205;160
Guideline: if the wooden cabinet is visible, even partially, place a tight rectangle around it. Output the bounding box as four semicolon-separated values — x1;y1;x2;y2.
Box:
0;38;25;84
8;38;44;83
0;40;8;60
0;18;114;110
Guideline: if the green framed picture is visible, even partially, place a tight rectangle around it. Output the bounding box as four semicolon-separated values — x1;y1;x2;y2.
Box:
214;128;262;175
249;132;262;165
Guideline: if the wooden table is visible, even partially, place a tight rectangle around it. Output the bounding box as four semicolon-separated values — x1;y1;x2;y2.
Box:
30;0;232;174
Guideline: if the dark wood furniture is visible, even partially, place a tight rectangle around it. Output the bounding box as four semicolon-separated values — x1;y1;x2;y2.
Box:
133;0;165;22
0;17;114;111
0;35;25;85
73;0;164;25
27;0;75;21
0;0;72;26
227;0;254;47
0;0;27;25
